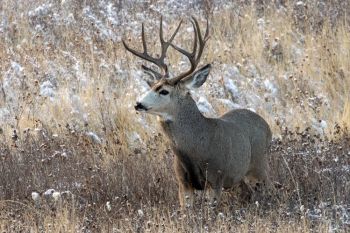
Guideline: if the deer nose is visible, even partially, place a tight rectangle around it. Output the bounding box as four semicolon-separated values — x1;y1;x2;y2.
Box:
135;102;147;111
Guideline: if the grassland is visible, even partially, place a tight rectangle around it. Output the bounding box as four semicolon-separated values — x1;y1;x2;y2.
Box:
0;0;349;232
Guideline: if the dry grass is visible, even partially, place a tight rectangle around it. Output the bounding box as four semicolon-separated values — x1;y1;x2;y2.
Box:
205;6;350;135
341;99;350;128
1;0;350;232
0;125;349;232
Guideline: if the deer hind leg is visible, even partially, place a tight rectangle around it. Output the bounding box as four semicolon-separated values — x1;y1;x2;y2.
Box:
239;178;255;202
246;158;272;189
207;170;224;207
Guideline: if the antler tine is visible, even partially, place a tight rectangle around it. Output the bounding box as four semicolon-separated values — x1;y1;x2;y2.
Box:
192;17;209;60
168;17;209;85
157;16;183;77
123;17;182;79
170;19;198;62
122;30;160;70
141;65;163;80
141;23;148;53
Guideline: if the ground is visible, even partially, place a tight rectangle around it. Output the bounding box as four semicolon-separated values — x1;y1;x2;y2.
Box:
0;0;349;232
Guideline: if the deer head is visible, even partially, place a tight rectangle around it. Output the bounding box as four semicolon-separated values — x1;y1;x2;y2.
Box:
123;17;210;120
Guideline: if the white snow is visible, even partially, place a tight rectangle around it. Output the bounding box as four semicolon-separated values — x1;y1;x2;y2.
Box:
217;98;242;110
106;201;112;211
86;132;102;144
128;131;142;147
28;3;52;17
246;64;260;79
311;119;327;135
196;96;216;116
264;79;278;96
40;81;56;98
0;108;10;122
257;18;265;31
52;191;61;201
224;65;242;79
31;192;40;202
11;62;24;74
137;209;144;217
44;189;55;196
224;78;240;99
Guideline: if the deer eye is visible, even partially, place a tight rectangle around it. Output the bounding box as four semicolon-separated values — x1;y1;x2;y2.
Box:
159;89;169;95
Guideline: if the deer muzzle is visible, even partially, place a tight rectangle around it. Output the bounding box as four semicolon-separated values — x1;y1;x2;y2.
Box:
134;102;148;111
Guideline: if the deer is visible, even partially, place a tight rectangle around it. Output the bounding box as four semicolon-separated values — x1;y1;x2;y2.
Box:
123;16;272;208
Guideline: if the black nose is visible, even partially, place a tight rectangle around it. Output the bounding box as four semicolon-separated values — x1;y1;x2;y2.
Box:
135;102;147;111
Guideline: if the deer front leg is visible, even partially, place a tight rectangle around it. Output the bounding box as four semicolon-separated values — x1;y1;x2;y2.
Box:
174;157;194;209
178;182;194;209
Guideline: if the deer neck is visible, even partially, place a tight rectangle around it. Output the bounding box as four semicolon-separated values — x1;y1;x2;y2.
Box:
159;95;211;150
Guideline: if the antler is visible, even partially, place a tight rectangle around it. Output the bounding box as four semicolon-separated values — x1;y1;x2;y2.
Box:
167;17;209;85
122;17;182;79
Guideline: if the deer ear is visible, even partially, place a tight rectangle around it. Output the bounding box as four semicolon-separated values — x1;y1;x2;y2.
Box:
182;64;211;89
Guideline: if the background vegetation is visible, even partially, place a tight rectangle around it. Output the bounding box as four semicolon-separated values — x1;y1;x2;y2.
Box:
0;0;349;232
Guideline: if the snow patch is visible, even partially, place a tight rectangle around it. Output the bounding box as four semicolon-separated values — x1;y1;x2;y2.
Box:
311;119;327;135
40;80;56;98
296;1;305;7
197;96;216;116
257;18;265;31
128;131;142;147
217;98;242;110
224;78;240;99
0;108;10;122
264;79;278;96
86;132;102;144
44;189;55;196
11;62;24;74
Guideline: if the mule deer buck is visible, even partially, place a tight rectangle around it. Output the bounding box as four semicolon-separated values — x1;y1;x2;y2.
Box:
123;17;272;208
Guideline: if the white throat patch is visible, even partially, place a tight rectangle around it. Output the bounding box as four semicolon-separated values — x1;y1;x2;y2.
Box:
156;113;173;121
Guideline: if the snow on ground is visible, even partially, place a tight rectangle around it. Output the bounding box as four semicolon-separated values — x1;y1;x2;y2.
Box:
1;2;349;230
1;0;343;140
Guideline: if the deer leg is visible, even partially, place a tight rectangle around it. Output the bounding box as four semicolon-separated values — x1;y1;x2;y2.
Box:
240;177;255;202
208;170;224;207
174;157;195;209
246;160;272;191
244;162;275;203
208;187;222;207
178;182;194;209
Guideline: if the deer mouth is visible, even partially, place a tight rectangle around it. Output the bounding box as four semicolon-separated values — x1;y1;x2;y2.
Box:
134;102;149;112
